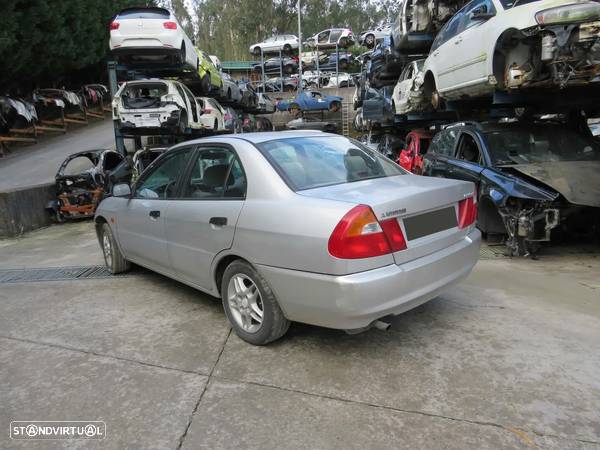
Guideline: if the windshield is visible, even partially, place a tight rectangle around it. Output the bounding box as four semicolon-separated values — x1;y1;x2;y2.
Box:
256;136;405;191
485;126;600;165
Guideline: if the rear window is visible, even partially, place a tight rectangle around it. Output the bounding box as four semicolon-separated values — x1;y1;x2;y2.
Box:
256;136;405;191
117;8;170;19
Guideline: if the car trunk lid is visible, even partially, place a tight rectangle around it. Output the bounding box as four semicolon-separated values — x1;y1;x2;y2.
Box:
299;174;476;264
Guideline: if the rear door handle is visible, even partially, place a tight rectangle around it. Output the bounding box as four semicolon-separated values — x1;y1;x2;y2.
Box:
209;217;227;227
149;210;160;219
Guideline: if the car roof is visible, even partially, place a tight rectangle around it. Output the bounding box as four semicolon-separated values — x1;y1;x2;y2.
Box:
170;131;329;149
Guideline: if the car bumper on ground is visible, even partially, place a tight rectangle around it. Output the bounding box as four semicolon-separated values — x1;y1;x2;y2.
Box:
256;228;481;330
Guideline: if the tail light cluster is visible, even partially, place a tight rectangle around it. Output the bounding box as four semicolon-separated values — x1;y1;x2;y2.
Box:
202;108;213;114
328;205;407;259
163;21;177;29
109;22;120;30
457;195;478;229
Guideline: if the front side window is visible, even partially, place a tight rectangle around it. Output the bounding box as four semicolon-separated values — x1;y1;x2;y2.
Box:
256;136;406;191
182;148;246;199
135;149;191;199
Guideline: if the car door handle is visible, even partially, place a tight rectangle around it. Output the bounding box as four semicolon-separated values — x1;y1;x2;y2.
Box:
149;210;161;219
209;217;227;227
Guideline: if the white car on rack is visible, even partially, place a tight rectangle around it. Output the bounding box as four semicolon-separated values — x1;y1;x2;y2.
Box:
196;97;226;131
392;59;429;114
359;24;391;49
305;28;355;48
113;80;203;135
220;73;243;104
420;0;600;108
109;6;198;69
249;35;299;56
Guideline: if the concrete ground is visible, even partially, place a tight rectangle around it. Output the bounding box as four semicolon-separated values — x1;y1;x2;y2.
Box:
0;222;599;449
0;120;117;191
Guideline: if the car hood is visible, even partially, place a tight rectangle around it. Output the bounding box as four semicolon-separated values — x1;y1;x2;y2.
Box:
500;161;600;207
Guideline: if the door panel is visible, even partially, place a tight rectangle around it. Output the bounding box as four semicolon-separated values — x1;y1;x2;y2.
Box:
166;147;247;289
118;148;192;272
452;0;496;90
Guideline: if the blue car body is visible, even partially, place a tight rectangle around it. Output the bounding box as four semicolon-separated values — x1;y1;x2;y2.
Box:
276;91;343;112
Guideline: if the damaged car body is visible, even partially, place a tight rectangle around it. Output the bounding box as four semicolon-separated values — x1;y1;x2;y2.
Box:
418;0;600;108
112;80;202;135
47;149;131;221
423;121;600;255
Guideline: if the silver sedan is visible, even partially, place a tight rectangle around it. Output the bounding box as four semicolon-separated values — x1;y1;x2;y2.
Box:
96;132;480;345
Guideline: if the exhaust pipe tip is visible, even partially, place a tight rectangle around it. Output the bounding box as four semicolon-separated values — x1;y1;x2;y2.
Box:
372;320;391;331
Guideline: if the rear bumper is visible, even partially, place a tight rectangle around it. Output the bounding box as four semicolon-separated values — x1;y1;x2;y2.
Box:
256;229;481;330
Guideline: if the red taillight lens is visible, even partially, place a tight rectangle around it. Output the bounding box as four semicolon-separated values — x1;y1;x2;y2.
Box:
380;218;407;252
224;114;232;120
110;21;120;30
328;205;407;259
203;108;212;114
163;21;177;29
458;196;478;229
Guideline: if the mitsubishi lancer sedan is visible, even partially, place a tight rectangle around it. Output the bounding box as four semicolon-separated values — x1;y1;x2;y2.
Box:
95;132;480;345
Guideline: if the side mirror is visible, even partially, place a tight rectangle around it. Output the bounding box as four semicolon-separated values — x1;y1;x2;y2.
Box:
471;8;495;21
112;183;131;198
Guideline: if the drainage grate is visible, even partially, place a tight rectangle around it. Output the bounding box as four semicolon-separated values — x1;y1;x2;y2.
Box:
479;244;510;260
0;266;132;283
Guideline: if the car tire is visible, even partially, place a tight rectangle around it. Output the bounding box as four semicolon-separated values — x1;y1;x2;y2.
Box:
178;111;188;135
365;34;375;48
283;44;292;55
253;46;262;57
284;64;294;75
101;223;130;274
221;260;290;345
201;74;211;94
329;101;341;112
214;118;218;131
227;88;232;100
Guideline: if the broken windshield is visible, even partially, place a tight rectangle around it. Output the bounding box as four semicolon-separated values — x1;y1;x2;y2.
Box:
485;127;600;165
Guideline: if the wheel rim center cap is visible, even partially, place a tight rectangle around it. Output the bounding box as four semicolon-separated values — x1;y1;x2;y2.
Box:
241;298;249;308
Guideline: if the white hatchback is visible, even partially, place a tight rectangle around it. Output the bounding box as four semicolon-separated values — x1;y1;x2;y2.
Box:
109;6;198;69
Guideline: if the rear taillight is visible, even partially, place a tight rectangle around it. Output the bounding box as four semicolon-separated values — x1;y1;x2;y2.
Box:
328;205;407;259
163;21;177;29
203;108;212;114
110;21;120;30
458;196;478;229
224;114;232;120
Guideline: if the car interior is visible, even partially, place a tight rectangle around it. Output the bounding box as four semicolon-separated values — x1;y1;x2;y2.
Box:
456;134;482;164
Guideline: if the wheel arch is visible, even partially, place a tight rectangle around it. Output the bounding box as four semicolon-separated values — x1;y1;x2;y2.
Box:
492;28;524;90
213;254;252;295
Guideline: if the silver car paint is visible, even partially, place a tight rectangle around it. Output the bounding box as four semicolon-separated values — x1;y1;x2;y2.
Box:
96;131;480;329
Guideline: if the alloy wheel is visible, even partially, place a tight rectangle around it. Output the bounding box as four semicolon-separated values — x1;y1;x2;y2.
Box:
102;234;112;268
227;274;264;333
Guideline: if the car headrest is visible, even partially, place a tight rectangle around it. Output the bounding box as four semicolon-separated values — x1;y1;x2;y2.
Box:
345;155;369;179
280;161;307;187
203;164;232;188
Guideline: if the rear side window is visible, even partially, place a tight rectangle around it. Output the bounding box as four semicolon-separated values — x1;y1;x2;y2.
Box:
117;8;170;19
256;136;405;191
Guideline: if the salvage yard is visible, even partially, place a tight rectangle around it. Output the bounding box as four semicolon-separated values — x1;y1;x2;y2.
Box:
0;221;599;449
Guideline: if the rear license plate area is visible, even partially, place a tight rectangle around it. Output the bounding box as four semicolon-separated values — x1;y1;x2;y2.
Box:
403;206;457;241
